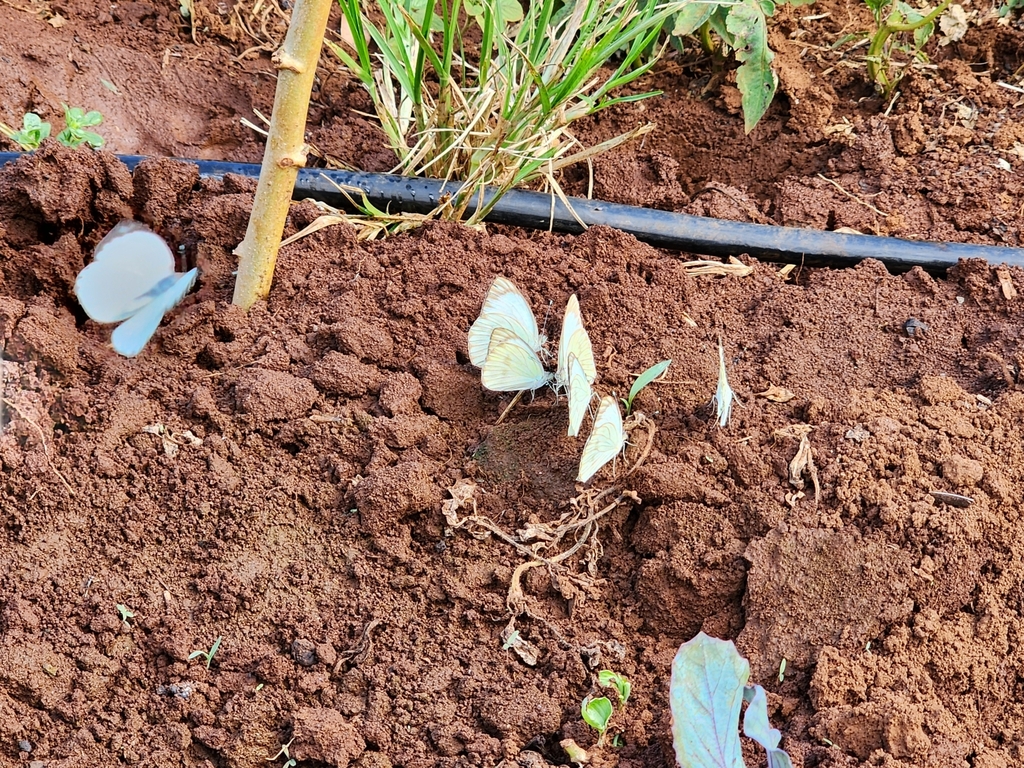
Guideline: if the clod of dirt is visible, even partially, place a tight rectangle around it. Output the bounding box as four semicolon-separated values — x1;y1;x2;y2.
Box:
353;460;441;536
310;352;383;396
739;527;914;679
234;368;318;421
291;707;366;767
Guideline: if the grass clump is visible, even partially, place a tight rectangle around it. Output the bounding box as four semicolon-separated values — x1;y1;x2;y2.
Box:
330;0;691;226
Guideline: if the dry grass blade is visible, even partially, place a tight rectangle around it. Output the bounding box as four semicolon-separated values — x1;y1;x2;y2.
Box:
678;257;755;277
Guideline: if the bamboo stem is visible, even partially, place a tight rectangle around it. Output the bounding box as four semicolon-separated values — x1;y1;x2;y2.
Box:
232;0;334;310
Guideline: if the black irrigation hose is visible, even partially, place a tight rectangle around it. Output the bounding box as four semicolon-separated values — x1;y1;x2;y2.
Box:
4;152;1023;273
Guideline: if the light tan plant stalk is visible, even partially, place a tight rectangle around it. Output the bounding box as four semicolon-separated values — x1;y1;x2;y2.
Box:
232;0;333;311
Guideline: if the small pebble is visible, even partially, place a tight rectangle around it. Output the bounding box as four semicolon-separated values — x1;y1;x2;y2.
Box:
904;318;929;337
291;638;318;667
18;740;32;753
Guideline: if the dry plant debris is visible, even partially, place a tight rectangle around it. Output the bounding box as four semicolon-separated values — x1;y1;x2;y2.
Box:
774;424;820;504
756;385;795;403
677;257;755;278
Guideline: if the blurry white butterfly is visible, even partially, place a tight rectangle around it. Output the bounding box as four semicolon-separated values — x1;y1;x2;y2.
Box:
74;220;198;357
481;327;552;392
467;277;545;368
555;293;597;436
577;395;627;483
564;354;592;437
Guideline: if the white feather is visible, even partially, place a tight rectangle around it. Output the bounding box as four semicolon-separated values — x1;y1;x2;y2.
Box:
577;396;626;482
555;294;596;387
468;277;544;367
74;220;198;357
566;354;593;438
481;328;552;392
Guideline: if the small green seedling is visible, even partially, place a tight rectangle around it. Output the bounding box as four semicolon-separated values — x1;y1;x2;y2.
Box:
189;635;223;670
0;113;51;150
268;739;296;768
670;632;793;768
622;359;671;416
115;604;135;627
713;339;735;428
581;694;614;745
598;669;632;705
56;105;104;149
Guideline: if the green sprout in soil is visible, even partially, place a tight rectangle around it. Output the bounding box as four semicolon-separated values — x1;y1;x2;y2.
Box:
0;113;51;150
268;739;297;768
1;106;105;151
666;0;813;132
670;633;793;768
582;669;632;747
115;604;135;627
331;0;689;227
581;694;614;745
622;359;671;416
56;105;105;148
862;0;951;99
598;669;632;705
189;635;223;669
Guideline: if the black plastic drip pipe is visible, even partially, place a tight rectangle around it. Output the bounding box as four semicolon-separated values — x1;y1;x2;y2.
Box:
4;152;1022;273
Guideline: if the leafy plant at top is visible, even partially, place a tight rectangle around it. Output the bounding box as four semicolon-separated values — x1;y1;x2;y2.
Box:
622;359;671;415
667;0;813;132
860;0;952;98
0;113;51;150
56;105;105;149
670;632;793;768
331;0;691;227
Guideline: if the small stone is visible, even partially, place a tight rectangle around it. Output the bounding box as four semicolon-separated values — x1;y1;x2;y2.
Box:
18;740;32;753
292;639;318;667
904;318;929;337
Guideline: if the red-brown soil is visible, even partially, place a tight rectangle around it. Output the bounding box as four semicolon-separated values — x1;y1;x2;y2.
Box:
2;2;1024;767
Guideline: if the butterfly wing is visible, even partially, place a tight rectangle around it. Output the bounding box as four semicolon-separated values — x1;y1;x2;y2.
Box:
110;268;198;357
577;395;626;482
481;328;551;392
566;354;594;437
75;221;177;323
468;277;543;367
556;294;596;387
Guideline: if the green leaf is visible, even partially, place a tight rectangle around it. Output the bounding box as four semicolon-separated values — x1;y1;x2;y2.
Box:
669;633;748;767
598;670;632;704
671;3;714;36
625;359;671;413
726;0;776;132
581;695;613;733
743;685;794;768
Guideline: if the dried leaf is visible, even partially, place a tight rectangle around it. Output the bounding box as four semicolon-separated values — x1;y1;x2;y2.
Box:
845;425;870;442
500;620;539;666
996;266;1017;300
441;479;477;527
756;385;795;403
679;260;754;277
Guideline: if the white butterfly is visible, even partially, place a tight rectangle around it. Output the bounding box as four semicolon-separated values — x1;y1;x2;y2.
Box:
577;395;627;483
565;354;594;437
467;277;545;368
74;220;198;357
481;327;552;392
555;293;596;386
